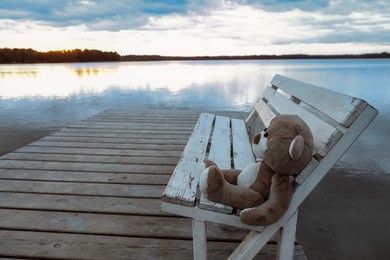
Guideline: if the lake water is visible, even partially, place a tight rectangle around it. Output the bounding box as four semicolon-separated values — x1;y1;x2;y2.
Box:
1;59;389;175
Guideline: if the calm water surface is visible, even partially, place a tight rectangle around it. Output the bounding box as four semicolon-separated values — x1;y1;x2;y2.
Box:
0;59;389;175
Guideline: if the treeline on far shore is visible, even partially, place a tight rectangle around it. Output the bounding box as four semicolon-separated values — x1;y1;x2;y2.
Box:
0;48;121;63
1;47;390;64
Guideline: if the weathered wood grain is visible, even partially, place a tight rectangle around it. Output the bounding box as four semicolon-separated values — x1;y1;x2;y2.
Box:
199;115;234;213
0;209;249;241
0;169;170;184
272;74;367;127
231;118;255;170
162;113;215;206
263;86;343;156
0;192;165;215
0;160;174;174
0;230;306;260
16;146;182;157
1;153;178;165
0;179;164;198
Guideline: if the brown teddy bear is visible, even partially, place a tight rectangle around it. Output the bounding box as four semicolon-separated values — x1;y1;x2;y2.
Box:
199;114;314;226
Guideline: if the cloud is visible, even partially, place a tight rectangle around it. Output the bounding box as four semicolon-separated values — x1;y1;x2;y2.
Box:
0;0;211;31
237;0;330;12
0;0;389;55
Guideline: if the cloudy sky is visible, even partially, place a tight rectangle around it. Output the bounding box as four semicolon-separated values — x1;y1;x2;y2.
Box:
0;0;389;56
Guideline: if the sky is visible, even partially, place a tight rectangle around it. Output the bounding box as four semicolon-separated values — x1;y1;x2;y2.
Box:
0;0;389;56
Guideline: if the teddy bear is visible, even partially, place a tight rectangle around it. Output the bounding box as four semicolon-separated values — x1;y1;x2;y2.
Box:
199;114;314;226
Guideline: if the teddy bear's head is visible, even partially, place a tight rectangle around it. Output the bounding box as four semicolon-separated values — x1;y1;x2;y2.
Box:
252;114;314;176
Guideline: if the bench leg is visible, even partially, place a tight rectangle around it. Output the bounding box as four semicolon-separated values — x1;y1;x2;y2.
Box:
277;210;298;260
192;220;207;260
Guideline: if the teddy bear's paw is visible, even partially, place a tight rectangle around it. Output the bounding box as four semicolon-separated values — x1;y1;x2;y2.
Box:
199;165;225;202
240;205;282;226
204;159;217;168
240;207;268;226
199;167;210;198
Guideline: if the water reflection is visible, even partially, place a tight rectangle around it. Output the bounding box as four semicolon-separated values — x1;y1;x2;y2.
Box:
1;59;389;111
0;61;273;110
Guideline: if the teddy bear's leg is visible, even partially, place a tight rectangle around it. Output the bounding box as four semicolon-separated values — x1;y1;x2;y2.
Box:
240;174;293;226
199;165;264;209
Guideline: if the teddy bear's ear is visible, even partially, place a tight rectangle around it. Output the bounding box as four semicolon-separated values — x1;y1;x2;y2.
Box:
289;135;304;160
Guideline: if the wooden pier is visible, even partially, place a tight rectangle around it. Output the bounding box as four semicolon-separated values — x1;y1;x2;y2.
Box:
0;110;306;259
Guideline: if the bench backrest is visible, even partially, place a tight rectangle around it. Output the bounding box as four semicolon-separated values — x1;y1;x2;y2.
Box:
247;74;378;184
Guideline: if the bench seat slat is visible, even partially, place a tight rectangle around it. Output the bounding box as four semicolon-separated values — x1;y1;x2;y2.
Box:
208;116;232;169
263;86;343;157
271;74;368;127
162;113;215;206
199;115;234;213
231;118;255;170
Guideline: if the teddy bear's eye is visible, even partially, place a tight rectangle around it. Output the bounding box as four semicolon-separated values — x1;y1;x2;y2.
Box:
264;131;268;137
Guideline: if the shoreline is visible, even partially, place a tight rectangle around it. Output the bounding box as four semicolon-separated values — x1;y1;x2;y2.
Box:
2;47;390;64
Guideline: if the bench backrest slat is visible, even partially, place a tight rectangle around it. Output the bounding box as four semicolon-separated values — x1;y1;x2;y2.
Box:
271;74;367;127
261;85;343;157
162;113;215;206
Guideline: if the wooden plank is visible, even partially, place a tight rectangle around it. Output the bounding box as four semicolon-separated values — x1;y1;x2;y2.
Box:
162;113;215;206
69;122;194;130
0;179;164;198
294;158;320;184
0;230;306;260
231;118;255;170
1;153;178;165
53;131;191;140
192;220;208;260
16;146;182;157
0;160;174;174
262;86;343;156
0;192;165;215
253;98;277;127
199;115;233;214
0;209;249;241
271;74;367;127
207;115;231;169
27;140;185;151
0;169;170;185
85;117;199;124
40;136;188;145
63;127;193;135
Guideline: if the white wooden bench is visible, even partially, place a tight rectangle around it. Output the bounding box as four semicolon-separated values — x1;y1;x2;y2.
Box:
161;74;378;259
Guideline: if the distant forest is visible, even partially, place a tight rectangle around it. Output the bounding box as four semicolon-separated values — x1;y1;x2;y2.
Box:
0;48;121;63
1;47;389;64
